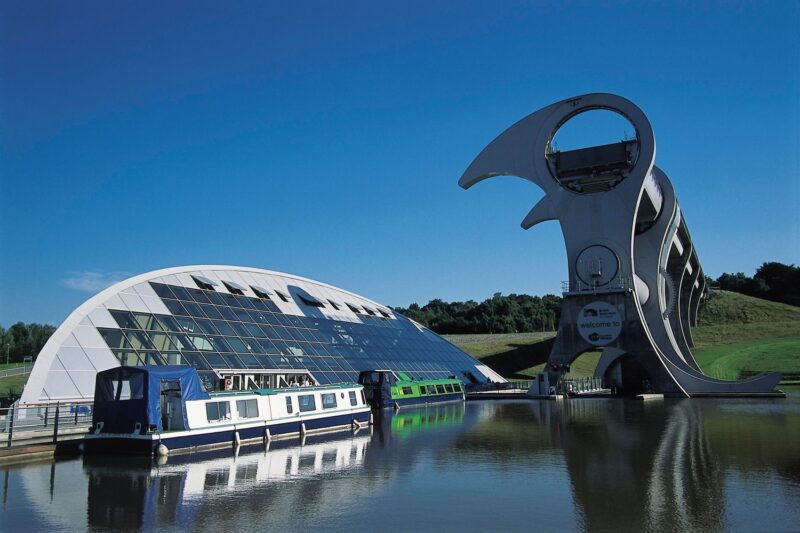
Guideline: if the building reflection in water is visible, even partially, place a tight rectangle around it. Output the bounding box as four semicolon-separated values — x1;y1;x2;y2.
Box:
6;397;797;531
528;398;724;531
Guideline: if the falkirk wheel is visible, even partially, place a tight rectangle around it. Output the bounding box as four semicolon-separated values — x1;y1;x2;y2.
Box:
459;93;782;397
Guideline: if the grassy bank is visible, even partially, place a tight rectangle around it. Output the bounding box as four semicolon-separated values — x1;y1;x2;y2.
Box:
448;290;800;382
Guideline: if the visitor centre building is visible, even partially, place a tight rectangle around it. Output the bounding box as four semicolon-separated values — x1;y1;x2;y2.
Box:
21;266;503;405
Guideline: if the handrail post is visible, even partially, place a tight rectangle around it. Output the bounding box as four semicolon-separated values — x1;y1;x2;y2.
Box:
43;405;49;428
74;404;79;425
6;404;14;448
52;403;60;444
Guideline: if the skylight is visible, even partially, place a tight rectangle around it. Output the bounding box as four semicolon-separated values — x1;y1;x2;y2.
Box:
251;286;272;299
274;290;290;303
222;280;246;295
191;275;218;291
297;294;325;308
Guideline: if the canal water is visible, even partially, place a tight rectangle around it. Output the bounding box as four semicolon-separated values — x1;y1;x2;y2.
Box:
2;390;799;532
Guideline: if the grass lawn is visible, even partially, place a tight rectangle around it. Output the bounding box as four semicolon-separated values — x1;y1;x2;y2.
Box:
0;374;27;398
448;291;800;382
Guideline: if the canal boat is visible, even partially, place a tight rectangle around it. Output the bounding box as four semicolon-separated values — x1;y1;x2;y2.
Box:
84;366;372;455
357;370;465;409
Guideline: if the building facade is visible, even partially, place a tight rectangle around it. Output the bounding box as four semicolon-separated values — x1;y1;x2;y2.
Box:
21;266;502;405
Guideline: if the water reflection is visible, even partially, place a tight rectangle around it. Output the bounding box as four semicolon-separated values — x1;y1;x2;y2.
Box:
84;433;373;530
2;395;798;531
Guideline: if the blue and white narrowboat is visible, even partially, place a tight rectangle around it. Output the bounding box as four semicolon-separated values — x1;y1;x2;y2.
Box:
84;366;372;455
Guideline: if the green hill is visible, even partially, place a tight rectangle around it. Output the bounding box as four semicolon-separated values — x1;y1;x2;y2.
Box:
447;290;800;383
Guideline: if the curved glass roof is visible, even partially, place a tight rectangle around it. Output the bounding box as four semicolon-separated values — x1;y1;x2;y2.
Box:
22;266;502;403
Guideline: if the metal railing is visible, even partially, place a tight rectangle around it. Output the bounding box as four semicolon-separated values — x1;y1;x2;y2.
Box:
561;277;634;294
557;377;605;395
1;401;94;448
0;365;32;379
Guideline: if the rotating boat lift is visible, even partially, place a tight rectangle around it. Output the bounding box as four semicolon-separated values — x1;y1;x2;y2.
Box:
459;93;781;397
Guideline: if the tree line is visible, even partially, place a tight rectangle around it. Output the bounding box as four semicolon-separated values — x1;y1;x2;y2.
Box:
0;323;56;364
393;293;563;334
1;261;795;360
713;262;799;307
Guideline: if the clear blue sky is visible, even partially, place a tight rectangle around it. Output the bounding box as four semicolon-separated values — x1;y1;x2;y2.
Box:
1;1;798;326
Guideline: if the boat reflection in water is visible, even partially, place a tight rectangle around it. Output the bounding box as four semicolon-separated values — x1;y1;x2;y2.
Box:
389;402;465;441
5;395;797;531
84;432;372;531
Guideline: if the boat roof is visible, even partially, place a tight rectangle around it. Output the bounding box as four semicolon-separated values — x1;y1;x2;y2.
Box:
210;382;362;397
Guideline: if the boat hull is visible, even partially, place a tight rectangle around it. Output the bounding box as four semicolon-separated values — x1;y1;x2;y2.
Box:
84;411;372;455
378;392;464;409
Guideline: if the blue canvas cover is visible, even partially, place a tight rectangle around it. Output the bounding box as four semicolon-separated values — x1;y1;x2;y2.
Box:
93;366;210;433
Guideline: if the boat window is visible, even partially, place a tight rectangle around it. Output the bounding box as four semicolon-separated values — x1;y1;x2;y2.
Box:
348;390;358;406
321;393;337;409
435;385;446;394
236;399;259;419
285;396;293;414
299;394;316;412
106;373;145;401
452;383;462;392
427;385;436;395
419;386;427;395
402;386;413;395
444;384;454;393
206;401;231;423
360;390;366;405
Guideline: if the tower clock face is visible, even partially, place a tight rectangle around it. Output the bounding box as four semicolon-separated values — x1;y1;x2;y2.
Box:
575;245;619;287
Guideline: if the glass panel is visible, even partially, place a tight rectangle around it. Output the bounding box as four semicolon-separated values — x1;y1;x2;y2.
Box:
149;282;175;299
208;336;233;353
229;321;250;337
124;330;155;350
109;310;138;329
100;329;133;350
200;304;224;320
112;350;144;366
206;401;231;422
181;301;204;317
205;291;225;305
175;317;200;334
170;285;191;301
321;393;337;409
181;351;211;370
298;395;316;412
163;300;188;316
188;288;211;304
154;314;181;332
236;399;259;419
194;318;219;335
203;352;227;368
226;337;251;353
147;332;178;351
213;321;237;336
217;306;239;321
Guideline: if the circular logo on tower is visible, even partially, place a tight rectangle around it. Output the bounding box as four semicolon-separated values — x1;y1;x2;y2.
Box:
576;301;622;346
